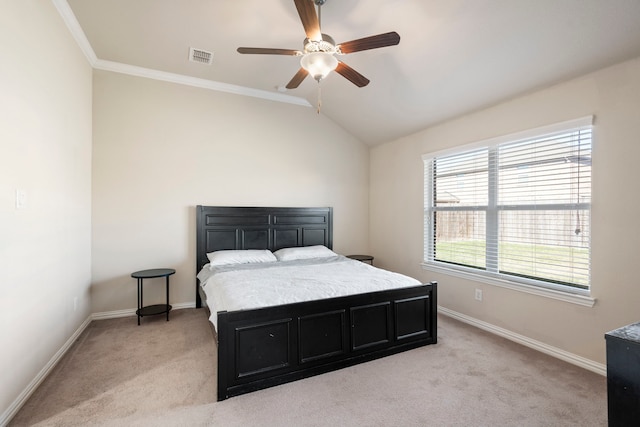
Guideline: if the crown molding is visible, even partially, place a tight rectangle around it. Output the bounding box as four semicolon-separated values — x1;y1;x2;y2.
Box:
93;59;312;107
51;0;97;65
51;0;311;108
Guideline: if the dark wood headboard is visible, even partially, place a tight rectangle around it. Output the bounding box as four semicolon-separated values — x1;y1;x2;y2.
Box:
195;206;333;307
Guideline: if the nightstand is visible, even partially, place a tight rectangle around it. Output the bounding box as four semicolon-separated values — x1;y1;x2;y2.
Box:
347;254;374;265
132;268;175;325
606;322;640;425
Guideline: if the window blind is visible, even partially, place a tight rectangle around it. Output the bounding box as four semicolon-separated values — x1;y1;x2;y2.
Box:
424;118;592;292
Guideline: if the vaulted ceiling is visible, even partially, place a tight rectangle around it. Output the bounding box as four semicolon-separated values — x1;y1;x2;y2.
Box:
64;0;640;146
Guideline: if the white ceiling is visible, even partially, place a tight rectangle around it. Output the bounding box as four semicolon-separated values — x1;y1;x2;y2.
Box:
64;0;640;146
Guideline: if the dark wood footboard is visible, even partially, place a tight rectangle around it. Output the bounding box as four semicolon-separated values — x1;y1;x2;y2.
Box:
216;282;437;400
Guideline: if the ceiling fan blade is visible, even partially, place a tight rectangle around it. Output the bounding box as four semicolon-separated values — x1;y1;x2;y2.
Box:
337;31;401;54
286;68;309;89
237;47;300;55
335;61;370;87
294;0;322;41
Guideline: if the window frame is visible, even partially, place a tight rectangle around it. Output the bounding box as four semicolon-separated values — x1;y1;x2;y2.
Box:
422;117;595;307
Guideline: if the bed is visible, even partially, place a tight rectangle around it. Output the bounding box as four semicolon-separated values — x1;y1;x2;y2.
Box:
195;206;437;400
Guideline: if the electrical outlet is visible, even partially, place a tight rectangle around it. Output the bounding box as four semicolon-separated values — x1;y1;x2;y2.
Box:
16;189;27;209
475;289;483;301
73;297;78;311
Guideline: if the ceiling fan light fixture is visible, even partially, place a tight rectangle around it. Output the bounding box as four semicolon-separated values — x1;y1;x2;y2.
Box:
237;0;399;90
300;51;338;82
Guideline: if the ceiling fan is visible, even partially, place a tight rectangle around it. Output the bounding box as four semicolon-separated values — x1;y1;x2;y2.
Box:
237;0;400;89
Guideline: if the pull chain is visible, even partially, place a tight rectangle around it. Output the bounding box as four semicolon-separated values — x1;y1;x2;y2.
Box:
314;0;326;114
317;0;323;115
575;131;582;236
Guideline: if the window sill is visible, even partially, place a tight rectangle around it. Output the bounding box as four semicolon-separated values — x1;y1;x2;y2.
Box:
421;262;596;308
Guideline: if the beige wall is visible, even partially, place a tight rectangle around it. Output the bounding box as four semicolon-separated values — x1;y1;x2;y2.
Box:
0;1;93;421
5;2;637;420
370;56;640;365
91;71;370;314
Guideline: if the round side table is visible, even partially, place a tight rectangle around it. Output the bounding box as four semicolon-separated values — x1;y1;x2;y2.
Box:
132;268;175;325
347;254;374;265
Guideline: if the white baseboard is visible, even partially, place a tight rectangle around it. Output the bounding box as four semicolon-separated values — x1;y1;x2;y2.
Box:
0;314;92;427
1;302;197;426
91;302;195;320
438;306;606;376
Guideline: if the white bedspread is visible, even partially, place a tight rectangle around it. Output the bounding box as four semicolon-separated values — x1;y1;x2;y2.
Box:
196;256;421;329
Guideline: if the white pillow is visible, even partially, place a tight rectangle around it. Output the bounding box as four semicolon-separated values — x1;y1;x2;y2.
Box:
273;245;337;261
207;249;277;267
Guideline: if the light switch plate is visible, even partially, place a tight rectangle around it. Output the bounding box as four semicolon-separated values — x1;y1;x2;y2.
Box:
16;189;27;209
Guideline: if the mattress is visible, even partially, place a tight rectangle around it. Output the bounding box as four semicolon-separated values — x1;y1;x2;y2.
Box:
196;255;421;329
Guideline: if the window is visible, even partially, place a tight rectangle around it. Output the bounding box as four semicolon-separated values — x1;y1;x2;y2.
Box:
423;117;592;294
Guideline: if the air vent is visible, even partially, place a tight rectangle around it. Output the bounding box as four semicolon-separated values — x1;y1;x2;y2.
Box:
189;47;213;65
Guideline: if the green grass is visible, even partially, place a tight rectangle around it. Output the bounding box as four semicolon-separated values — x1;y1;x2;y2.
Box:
434;240;589;288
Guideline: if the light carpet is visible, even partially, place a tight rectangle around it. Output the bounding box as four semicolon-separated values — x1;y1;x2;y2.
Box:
9;308;607;426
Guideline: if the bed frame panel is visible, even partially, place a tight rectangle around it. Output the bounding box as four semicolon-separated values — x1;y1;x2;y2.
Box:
195;206;437;400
